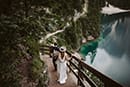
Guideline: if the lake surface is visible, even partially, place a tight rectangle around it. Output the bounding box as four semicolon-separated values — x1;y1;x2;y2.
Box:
80;12;130;87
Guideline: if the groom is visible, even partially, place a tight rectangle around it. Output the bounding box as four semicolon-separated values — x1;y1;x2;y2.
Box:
52;43;59;71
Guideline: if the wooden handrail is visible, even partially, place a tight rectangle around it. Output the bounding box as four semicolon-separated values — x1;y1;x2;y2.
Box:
69;60;97;87
71;56;122;87
41;45;123;87
67;64;86;87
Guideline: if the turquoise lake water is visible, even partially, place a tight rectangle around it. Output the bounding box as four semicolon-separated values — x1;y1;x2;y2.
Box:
80;12;130;87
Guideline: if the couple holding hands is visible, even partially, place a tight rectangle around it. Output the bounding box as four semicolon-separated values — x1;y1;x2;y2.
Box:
51;44;72;84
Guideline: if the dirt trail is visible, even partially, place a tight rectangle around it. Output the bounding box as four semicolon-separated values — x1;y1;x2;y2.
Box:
41;55;78;87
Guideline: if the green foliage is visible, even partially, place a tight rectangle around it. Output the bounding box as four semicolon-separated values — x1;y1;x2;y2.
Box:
87;0;101;38
31;0;101;51
0;14;22;87
31;58;44;79
31;58;48;87
85;70;104;87
0;0;48;86
55;0;101;50
62;22;82;50
0;0;102;86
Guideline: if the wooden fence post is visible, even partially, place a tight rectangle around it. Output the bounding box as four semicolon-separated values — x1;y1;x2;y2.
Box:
78;61;84;86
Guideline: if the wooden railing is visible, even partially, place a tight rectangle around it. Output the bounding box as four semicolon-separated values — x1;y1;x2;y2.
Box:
40;45;50;55
40;45;123;87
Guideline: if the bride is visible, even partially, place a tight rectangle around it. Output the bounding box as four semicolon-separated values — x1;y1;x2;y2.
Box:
56;46;71;84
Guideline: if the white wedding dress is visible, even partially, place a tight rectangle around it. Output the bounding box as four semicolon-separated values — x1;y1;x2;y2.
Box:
56;53;67;84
